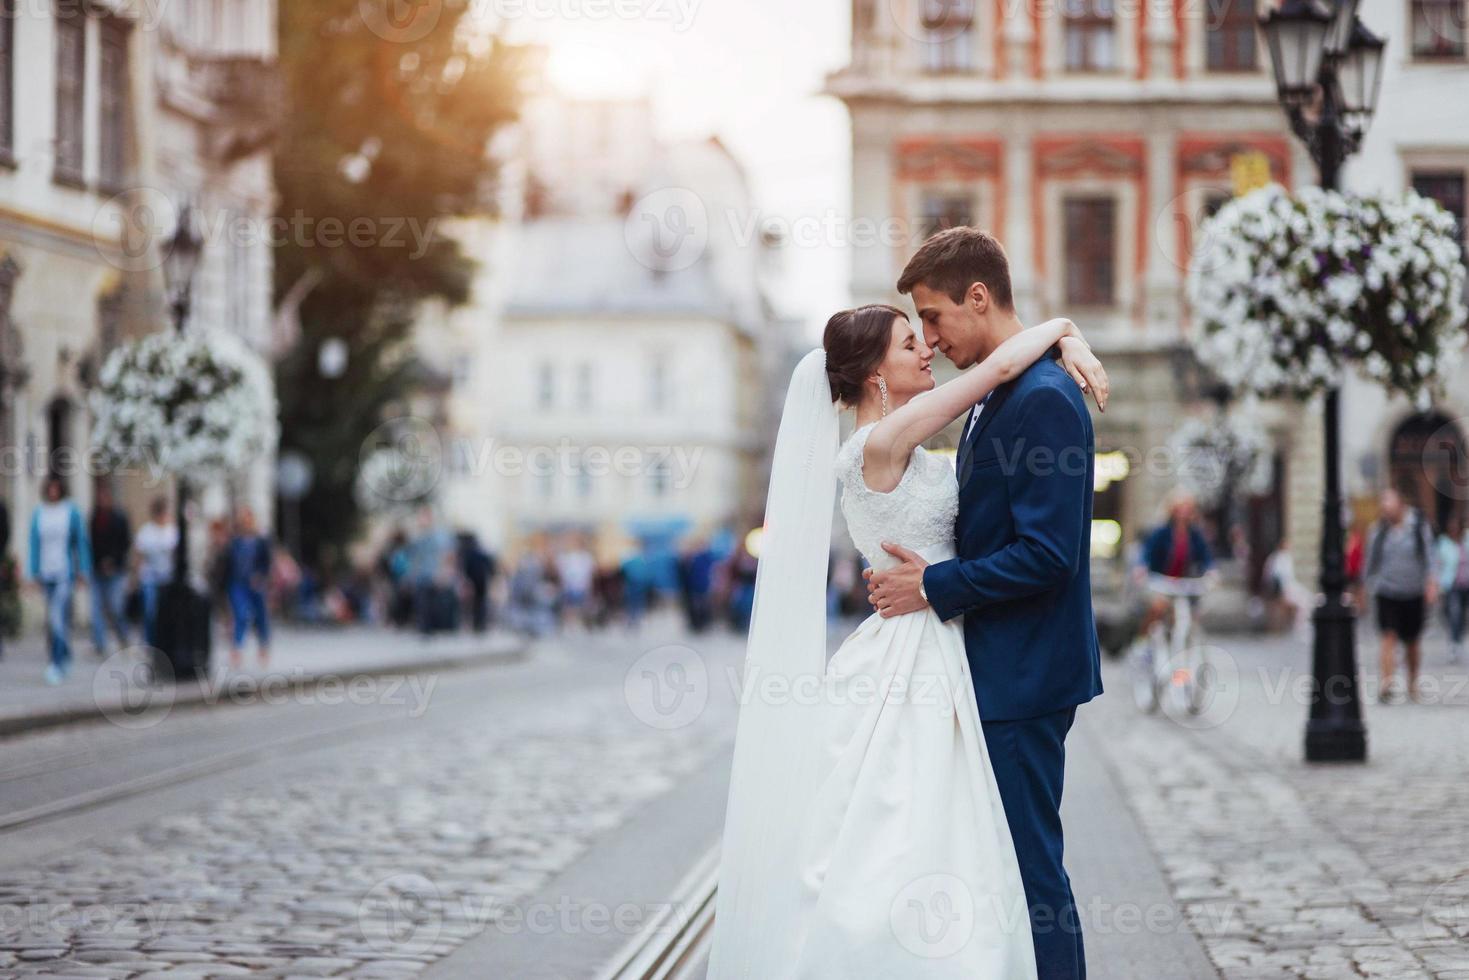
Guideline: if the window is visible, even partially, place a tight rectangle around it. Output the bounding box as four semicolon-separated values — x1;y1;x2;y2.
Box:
0;0;14;165
537;362;555;409
98;17;130;191
1206;0;1257;70
1412;171;1466;262
576;362;594;411
919;0;976;72
1063;0;1116;71
649;458;671;499
920;192;973;239
54;10;86;186
649;355;670;412
573;452;593;499
1063;197;1117;306
1411;0;1466;59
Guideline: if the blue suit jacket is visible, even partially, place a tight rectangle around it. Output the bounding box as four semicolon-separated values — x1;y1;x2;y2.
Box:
922;357;1104;722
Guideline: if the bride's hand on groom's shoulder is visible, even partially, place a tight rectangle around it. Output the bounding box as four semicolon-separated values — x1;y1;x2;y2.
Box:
865;543;930;619
1057;336;1110;413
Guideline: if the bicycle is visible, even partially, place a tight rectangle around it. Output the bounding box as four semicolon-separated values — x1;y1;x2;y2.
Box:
1128;573;1213;716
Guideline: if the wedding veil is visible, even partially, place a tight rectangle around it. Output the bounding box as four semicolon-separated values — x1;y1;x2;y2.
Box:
706;347;839;978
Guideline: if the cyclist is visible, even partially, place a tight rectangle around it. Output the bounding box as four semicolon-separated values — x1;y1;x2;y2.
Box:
1134;490;1215;633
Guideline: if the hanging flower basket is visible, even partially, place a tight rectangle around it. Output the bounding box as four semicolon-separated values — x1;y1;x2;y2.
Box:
90;328;278;478
1187;184;1468;407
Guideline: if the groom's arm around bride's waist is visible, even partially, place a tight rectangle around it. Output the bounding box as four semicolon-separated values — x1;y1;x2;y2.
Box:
924;380;1093;623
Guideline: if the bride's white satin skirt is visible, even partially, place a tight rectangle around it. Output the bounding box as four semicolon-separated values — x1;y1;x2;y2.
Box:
787;602;1039;979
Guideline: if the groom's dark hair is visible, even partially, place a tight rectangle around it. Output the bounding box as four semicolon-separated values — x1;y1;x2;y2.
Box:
897;227;1014;311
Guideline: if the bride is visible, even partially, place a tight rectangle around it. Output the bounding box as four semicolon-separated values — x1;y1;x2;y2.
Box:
706;304;1107;979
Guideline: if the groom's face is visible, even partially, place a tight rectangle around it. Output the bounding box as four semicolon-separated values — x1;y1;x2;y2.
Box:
910;282;988;370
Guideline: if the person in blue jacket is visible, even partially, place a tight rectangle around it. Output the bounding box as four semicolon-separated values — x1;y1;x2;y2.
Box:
1134;490;1215;637
29;473;92;684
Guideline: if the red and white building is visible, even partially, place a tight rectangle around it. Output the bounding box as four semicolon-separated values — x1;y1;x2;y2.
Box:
828;0;1469;595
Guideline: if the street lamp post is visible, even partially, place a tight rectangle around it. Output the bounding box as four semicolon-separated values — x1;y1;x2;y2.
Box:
158;205;209;679
1259;0;1386;763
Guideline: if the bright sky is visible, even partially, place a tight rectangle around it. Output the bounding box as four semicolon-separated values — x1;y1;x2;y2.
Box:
499;0;853;333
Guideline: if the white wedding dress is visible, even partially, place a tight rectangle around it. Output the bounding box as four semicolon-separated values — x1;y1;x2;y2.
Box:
784;422;1038;978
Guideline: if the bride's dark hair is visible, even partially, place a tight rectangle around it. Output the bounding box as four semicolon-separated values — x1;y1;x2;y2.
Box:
823;304;908;405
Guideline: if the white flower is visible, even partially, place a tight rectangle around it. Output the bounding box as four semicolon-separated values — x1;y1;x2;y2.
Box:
90;327;276;478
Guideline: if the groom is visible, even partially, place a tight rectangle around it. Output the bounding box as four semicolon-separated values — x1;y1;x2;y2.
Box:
867;227;1104;979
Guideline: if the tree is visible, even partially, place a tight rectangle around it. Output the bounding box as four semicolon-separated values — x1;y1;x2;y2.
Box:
273;0;525;566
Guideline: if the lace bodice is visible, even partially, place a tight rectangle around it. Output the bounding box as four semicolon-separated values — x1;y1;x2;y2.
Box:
837;422;959;571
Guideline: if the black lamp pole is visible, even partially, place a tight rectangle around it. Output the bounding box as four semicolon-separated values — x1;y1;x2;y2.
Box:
158;204;207;679
1260;0;1386;762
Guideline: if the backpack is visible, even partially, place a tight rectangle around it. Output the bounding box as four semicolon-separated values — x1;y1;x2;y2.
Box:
1367;510;1427;578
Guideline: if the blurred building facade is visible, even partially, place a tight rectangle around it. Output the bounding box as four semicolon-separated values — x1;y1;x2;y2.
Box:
1338;0;1469;534
411;95;789;566
829;0;1336;594
0;0;279;582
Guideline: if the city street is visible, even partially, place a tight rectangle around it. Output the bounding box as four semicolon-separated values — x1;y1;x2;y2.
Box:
2;616;1467;978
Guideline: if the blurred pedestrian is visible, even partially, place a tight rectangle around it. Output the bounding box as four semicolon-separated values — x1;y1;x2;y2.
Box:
677;537;717;633
88;482;131;657
1435;512;1469;664
205;517;233;644
1345;523;1366;613
225;506;272;670
29;474;92;685
376;530;413;627
556;534;596;630
592;558;624;629
723;537;758;632
621;547;653;632
1366;489;1437;703
1133;490;1214;638
132;496;178;649
508;547;556;637
408;509;456;635
457;531;495;633
1263;538;1312;641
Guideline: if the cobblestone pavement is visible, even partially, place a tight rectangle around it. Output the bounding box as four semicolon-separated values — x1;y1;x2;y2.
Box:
1091;628;1469;980
0;623;743;978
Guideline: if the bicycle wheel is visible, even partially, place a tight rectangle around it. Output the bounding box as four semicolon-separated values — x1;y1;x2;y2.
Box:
1178;627;1211;717
1128;636;1161;713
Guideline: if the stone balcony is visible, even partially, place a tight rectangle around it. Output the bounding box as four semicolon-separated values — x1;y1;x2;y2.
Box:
159;49;283;163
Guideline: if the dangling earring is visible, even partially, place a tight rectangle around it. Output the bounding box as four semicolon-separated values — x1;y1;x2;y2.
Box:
877;376;889;417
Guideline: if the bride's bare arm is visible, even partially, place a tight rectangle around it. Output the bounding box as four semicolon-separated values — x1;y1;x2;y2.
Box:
862;318;1106;488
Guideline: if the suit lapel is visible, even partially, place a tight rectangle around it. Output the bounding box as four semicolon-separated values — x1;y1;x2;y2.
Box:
958;380;1017;479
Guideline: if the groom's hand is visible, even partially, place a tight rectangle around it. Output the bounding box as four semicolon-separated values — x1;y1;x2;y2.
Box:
866;543;930;618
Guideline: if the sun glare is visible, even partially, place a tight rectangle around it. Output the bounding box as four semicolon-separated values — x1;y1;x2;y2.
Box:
545;41;650;99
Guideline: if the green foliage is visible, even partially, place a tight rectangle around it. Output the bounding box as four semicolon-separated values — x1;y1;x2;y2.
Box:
273;0;526;565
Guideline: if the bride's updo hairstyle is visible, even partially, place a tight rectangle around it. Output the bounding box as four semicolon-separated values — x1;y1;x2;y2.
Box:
823;304;909;406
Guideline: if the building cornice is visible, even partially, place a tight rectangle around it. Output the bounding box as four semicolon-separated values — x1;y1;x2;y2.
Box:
825;72;1279;108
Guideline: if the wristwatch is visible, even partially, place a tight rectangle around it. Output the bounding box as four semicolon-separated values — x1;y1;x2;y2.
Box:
918;577;929;605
